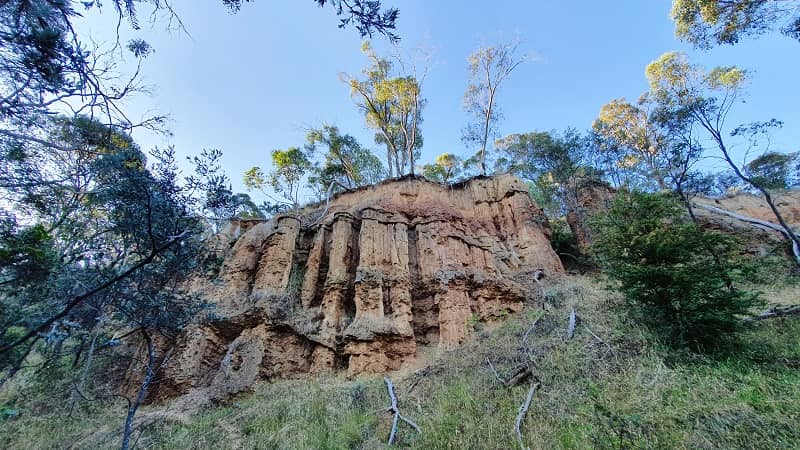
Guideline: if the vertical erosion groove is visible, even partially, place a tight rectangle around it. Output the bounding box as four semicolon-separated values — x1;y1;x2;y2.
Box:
343;217;361;325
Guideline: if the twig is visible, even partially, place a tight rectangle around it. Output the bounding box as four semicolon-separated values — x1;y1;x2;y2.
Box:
566;308;576;340
384;377;421;445
514;383;540;450
584;326;614;356
487;358;507;385
487;358;533;387
406;367;430;394
521;314;542;357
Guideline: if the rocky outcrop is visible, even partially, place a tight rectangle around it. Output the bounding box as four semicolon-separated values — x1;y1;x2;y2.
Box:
694;190;800;257
147;175;563;403
565;179;616;249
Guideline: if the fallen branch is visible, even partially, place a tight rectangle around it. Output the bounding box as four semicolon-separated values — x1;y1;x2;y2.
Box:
521;314;542;357
487;358;534;387
406;367;431;394
584;325;614;357
514;383;540;450
746;304;800;322
566;308;576;340
487;357;506;385
384;377;421;445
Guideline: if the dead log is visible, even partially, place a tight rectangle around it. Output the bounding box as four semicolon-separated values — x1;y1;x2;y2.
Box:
514;383;540;450
566;308;576;340
746;304;800;322
384;377;421;445
487;359;533;387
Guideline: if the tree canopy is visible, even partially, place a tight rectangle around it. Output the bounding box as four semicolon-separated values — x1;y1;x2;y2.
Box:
462;40;527;175
346;42;425;177
671;0;800;48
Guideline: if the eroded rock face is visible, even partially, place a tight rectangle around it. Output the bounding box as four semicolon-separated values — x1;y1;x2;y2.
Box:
149;175;563;402
565;179;616;249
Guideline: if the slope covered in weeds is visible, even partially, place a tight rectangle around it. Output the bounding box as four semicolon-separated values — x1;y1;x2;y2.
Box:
1;276;798;449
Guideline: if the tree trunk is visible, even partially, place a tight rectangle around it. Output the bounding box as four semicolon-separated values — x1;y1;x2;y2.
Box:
710;132;800;266
386;146;393;178
480;93;495;176
69;316;105;411
120;329;156;450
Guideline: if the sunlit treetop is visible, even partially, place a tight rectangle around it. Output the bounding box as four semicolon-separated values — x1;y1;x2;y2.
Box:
671;0;800;49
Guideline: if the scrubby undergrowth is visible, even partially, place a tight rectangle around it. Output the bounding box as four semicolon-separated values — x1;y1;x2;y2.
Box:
1;276;798;449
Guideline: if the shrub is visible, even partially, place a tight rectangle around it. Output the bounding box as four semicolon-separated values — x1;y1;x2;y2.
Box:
590;191;759;350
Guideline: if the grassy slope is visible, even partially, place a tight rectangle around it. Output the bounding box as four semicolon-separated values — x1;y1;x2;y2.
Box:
1;276;798;449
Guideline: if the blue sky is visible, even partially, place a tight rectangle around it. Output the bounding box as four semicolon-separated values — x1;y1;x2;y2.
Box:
77;0;800;203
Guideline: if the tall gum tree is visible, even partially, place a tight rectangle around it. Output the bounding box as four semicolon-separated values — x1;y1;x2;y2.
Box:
462;39;527;175
344;42;426;177
646;51;800;264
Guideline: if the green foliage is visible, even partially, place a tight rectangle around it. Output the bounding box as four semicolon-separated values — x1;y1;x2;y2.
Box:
671;0;800;48
5;277;799;449
0;222;56;286
591;95;672;190
305;124;385;195
496;129;601;216
420;152;462;183
245;147;312;208
224;1;400;41
744;151;798;190
347;43;425;177
591;191;760;349
645;52;748;110
0;115;231;374
548;217;591;269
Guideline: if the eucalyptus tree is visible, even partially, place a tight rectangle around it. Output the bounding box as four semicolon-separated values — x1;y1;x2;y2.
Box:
421;153;463;184
744;151;798;190
0;115;233;450
305;124;385;194
671;0;800;48
495;129;600;217
592;96;670;190
462;40;527;175
244;147;313;209
345;42;426;177
646;51;800;264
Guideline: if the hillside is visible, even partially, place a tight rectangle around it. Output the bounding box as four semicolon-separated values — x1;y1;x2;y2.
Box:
2;275;798;449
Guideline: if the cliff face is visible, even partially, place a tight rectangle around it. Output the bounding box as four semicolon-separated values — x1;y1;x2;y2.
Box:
149;175;563;403
565;179;616;249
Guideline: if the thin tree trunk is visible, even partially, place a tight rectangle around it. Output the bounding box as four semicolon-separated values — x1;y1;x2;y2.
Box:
386;146;393;178
480;90;496;176
120;329;156;450
703;123;800;266
69;316;106;411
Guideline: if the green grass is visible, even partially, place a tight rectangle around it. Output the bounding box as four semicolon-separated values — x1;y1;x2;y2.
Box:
1;276;799;449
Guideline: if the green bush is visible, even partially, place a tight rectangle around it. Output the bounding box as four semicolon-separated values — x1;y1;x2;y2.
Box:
590;191;759;350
